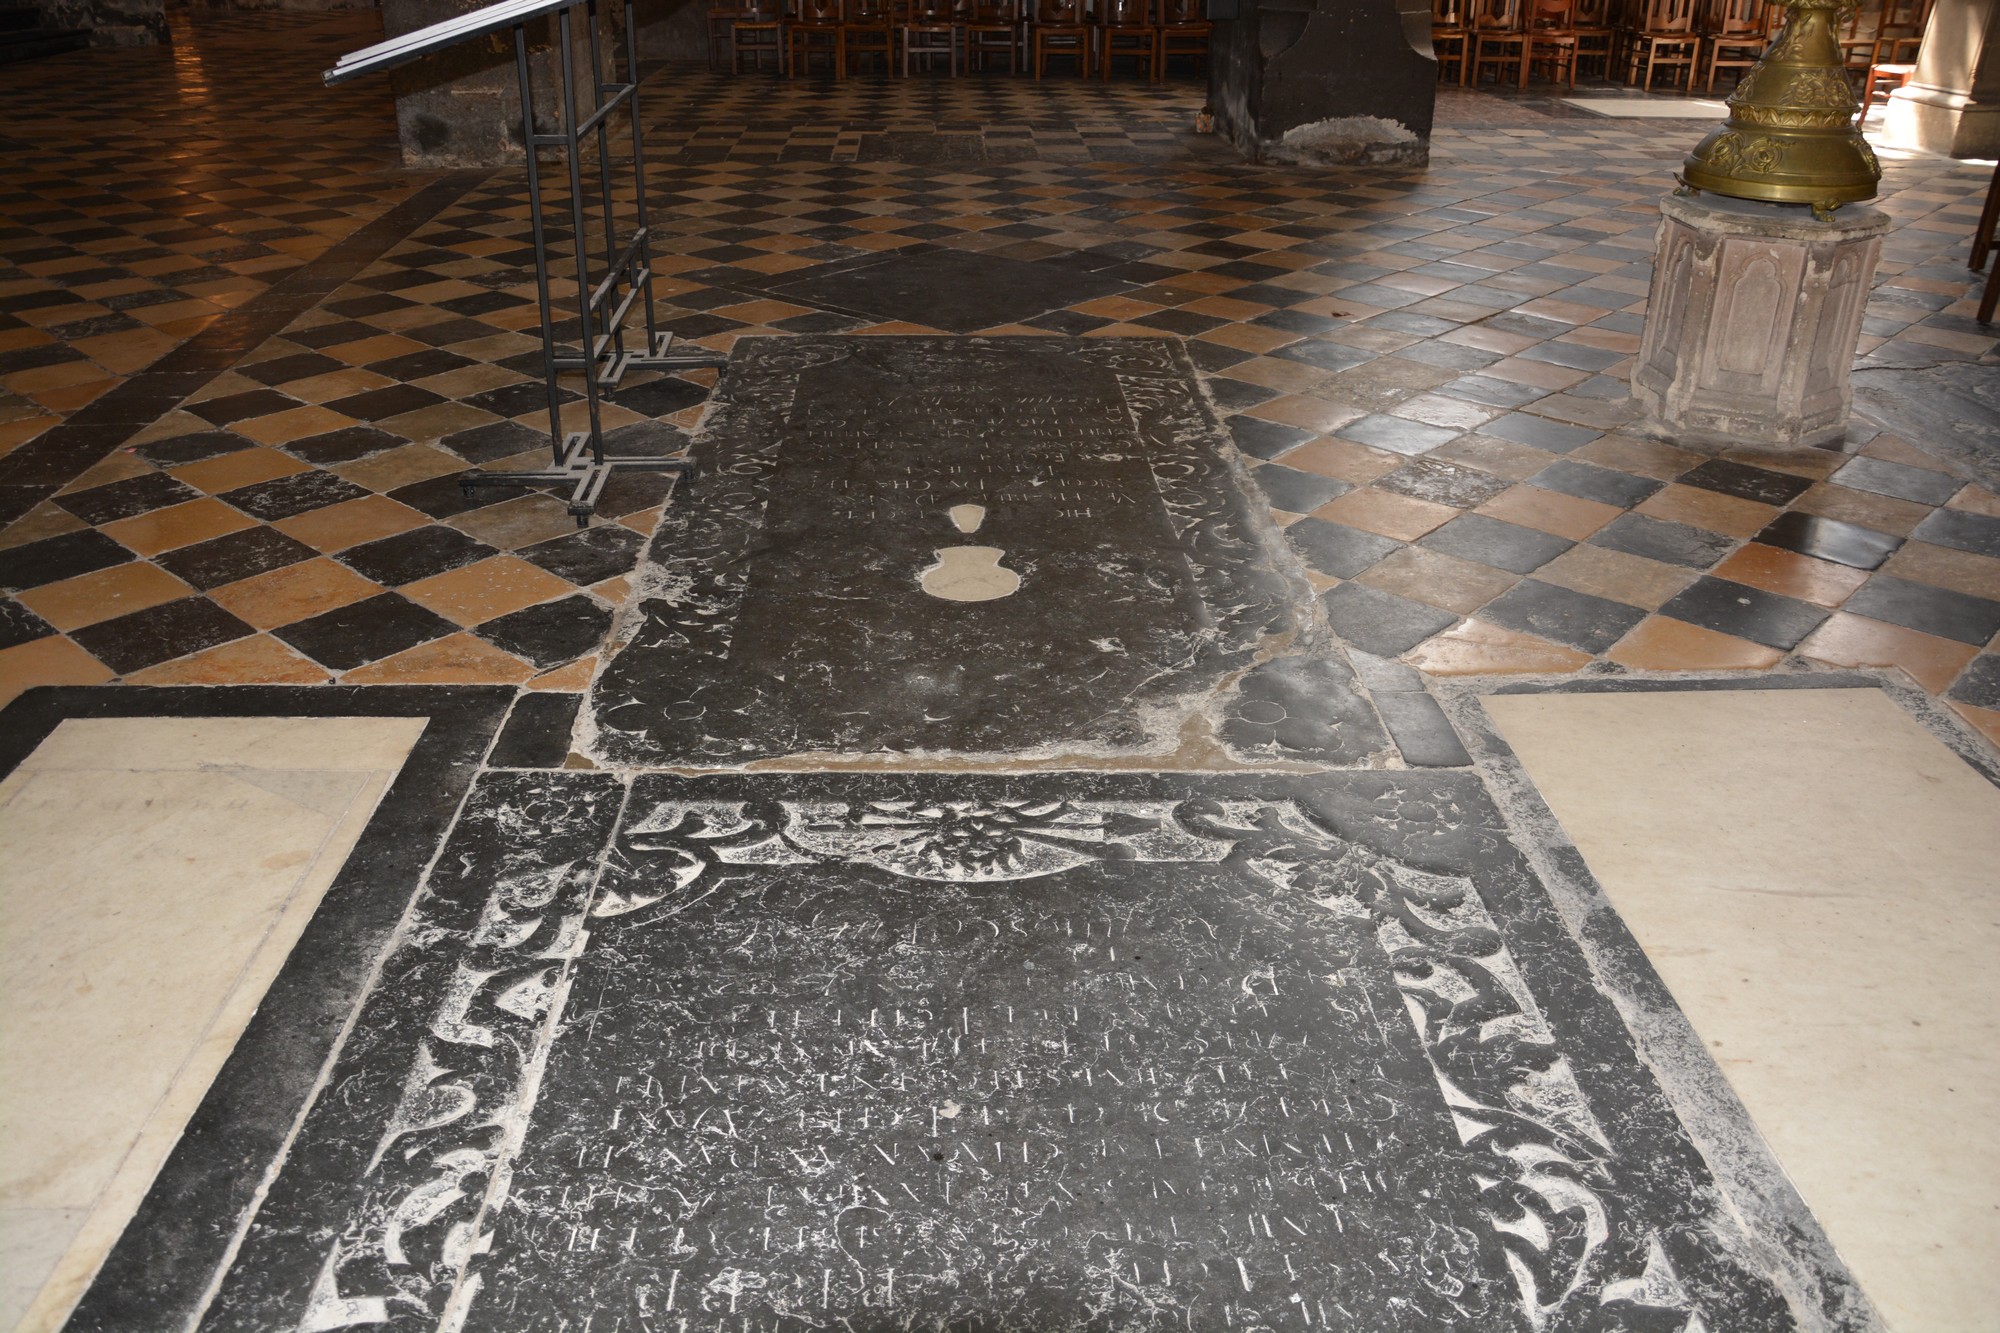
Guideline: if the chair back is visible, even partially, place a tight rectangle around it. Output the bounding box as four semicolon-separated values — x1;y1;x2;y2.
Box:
1433;0;1466;26
1528;0;1572;31
967;0;1014;20
1160;0;1205;22
847;0;893;22
1471;0;1522;31
1569;0;1610;24
1035;0;1084;22
797;0;842;22
741;0;783;20
1708;0;1761;37
909;0;953;20
1635;0;1691;32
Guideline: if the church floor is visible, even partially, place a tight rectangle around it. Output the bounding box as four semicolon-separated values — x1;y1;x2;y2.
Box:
2;9;1998;1333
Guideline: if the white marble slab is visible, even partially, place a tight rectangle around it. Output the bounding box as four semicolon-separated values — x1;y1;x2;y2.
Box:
0;716;426;1333
1484;687;2000;1333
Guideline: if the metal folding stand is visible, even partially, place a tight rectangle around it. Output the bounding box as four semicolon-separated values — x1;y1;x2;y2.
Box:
326;0;722;524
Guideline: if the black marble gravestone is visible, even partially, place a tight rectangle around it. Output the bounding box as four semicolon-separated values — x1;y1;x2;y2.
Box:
207;769;1812;1333
590;337;1316;766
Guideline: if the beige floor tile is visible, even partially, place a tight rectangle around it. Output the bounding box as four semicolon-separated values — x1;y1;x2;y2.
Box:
1484;689;2000;1333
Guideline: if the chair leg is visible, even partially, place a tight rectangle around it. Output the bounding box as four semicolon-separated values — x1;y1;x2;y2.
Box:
1973;164;2000;271
1982;253;2000;323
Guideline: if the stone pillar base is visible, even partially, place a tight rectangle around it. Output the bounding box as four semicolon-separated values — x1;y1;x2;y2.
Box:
1882;83;2000;159
1632;191;1890;452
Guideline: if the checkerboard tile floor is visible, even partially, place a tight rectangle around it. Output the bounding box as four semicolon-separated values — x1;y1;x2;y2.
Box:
1;18;1996;750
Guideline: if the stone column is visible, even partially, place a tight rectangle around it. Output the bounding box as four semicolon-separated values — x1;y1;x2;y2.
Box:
1208;0;1437;167
1881;0;2000;158
1632;192;1890;451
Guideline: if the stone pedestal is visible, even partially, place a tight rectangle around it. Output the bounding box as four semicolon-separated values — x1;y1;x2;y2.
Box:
382;0;609;169
1633;191;1889;451
1208;0;1436;167
1882;0;2000;159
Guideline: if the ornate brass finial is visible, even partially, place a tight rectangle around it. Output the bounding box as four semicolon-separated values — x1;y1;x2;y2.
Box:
1681;0;1880;218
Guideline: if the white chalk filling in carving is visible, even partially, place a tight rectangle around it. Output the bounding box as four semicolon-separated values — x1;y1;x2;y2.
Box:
920;502;1022;602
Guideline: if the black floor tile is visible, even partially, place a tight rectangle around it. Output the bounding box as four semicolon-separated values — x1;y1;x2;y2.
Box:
155;526;319;591
1478;413;1601;454
1372;689;1472;767
133;430;255;468
240;351;346;386
1283;517;1399;579
1205;378;1281;411
517;524;648;586
1319;581;1459;655
70;596;255;674
440;420;551;465
0;600;55;651
366;348;477;383
1420;513;1573;574
488;691;584;768
1251;464;1349;513
54;472;201;526
325;384;448;422
1527;459;1661;508
272;592;458;670
1273;341;1376;373
1947;653;2000;709
0;530;134;592
1658;577;1831;650
336;526;498;586
607;375;710;418
386;473;513;519
1911;507;2000;559
1480;578;1648;653
1830;456;1963;507
465;381;574;419
1589;513;1736;569
1677;458;1814;507
1439;375;1548;409
220;470;373;522
186;388;300;426
287;425;406;467
1842;574;2000;646
1228;415;1314;460
1336;414;1460;456
1754;511;1903;569
472;594;614;669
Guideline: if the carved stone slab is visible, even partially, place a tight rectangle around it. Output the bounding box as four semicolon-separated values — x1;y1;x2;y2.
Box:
214;770;1808;1333
589;338;1320;766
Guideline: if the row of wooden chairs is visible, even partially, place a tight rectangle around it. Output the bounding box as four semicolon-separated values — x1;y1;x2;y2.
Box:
709;0;1212;80
1437;0;1931;94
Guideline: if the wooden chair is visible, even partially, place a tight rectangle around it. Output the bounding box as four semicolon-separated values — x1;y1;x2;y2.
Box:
730;0;785;73
1030;0;1090;77
1861;60;1915;115
1975;160;2000;324
902;0;960;73
789;0;847;76
1699;0;1765;91
1156;0;1212;79
1468;0;1529;87
1525;0;1579;87
1619;0;1697;90
707;0;740;70
1432;0;1470;83
1097;0;1159;79
841;0;899;73
1836;2;1876;85
1568;0;1616;78
1871;0;1932;64
964;0;1020;71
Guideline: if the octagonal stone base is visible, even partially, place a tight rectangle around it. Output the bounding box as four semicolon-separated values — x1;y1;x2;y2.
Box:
1633;191;1890;451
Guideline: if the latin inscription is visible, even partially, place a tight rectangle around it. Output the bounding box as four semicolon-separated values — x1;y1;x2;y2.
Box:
471;861;1506;1331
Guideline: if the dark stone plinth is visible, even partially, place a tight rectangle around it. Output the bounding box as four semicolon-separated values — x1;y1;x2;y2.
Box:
1209;0;1437;166
201;768;1810;1331
38;0;165;45
588;336;1309;766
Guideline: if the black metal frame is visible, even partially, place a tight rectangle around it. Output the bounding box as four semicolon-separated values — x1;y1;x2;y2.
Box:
464;0;723;523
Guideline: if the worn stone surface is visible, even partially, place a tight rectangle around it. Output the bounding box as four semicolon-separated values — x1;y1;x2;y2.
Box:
589;337;1305;767
1852;361;2000;491
201;768;1810;1332
1633;192;1890;452
766;250;1134;336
